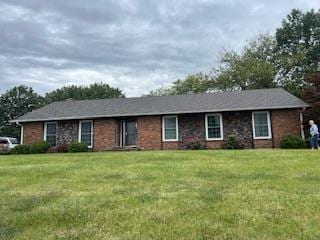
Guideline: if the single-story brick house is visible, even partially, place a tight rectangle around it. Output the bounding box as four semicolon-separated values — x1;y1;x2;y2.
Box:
12;88;309;150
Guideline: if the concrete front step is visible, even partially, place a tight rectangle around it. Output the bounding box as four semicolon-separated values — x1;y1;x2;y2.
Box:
109;146;141;151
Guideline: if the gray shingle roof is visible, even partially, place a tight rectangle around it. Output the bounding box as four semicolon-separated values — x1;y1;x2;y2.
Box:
13;88;309;123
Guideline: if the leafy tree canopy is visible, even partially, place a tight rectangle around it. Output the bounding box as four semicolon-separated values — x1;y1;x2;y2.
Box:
148;9;320;97
0;83;124;138
45;82;124;103
275;9;320;96
147;34;277;95
302;73;320;122
147;73;213;96
214;34;277;91
0;85;44;138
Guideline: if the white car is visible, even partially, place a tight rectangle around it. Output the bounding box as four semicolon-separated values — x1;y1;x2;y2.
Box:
0;137;19;149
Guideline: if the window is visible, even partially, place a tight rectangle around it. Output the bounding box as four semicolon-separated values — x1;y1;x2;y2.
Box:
162;116;178;141
9;138;18;144
44;122;57;147
79;120;93;148
206;114;223;140
252;111;272;139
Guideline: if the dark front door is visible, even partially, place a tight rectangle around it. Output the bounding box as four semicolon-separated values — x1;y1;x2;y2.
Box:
124;121;137;146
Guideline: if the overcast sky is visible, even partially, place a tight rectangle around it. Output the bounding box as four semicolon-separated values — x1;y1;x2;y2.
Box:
0;0;319;97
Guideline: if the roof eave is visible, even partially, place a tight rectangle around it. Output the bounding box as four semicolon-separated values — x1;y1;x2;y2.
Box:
11;104;310;123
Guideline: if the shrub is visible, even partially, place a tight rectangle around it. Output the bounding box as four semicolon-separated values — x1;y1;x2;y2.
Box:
68;142;88;153
11;144;31;155
47;144;69;153
30;141;50;154
223;135;244;149
0;148;10;155
280;134;307;149
186;141;207;150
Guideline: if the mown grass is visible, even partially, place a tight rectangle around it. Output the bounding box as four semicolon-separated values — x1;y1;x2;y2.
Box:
0;150;320;239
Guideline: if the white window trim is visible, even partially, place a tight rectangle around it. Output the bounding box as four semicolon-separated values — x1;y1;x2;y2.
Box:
205;113;223;140
162;115;179;142
252;111;272;139
79;120;93;148
44;122;57;145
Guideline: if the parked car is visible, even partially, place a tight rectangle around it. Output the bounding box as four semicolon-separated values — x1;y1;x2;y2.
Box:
0;137;19;149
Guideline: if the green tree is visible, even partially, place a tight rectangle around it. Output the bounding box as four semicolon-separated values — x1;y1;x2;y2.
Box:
45;82;124;103
147;73;214;96
147;86;175;96
0;86;44;138
172;73;214;94
147;34;277;96
275;9;320;96
302;72;320;123
214;34;277;91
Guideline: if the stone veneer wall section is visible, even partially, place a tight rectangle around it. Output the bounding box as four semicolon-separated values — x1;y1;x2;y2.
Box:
222;111;254;148
178;113;206;149
22;122;44;144
57;121;78;145
173;112;254;149
93;119;119;151
137;116;162;150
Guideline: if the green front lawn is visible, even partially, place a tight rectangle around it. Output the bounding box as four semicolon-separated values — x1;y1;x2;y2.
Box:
1;150;320;239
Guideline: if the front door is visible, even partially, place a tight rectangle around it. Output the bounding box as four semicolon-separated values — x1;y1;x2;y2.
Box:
124;120;137;146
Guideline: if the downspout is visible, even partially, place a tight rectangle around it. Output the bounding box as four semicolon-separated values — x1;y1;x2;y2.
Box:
16;122;23;144
300;108;306;140
270;111;275;149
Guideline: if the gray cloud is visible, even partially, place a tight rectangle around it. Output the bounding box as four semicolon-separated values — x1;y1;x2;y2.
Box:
0;0;319;96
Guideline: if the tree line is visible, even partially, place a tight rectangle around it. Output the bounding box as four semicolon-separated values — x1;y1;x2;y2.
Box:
1;8;320;139
147;9;320;97
0;83;124;138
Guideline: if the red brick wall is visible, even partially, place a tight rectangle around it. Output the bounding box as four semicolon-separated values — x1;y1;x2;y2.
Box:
22;122;43;144
253;139;273;148
93;119;119;151
163;142;179;150
137;116;162;150
271;109;301;148
252;109;301;148
20;108;302;150
206;141;223;149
